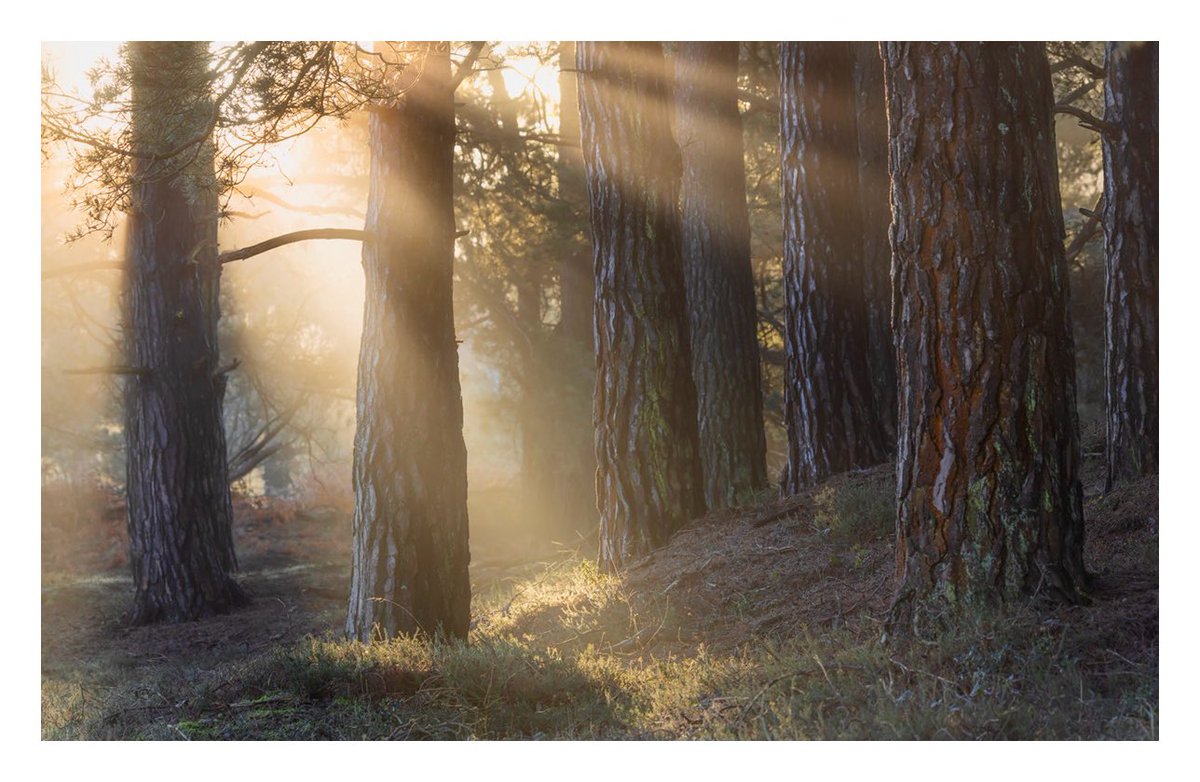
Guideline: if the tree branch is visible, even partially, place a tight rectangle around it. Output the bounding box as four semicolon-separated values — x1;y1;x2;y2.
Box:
1065;197;1104;264
451;41;487;91
1055;53;1105;80
218;228;370;264
1054;104;1114;135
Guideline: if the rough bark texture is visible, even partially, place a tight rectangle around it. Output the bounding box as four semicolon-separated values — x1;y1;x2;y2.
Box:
576;41;704;570
675;41;768;509
346;43;471;641
779;42;888;493
1102;41;1158;491
883;42;1089;626
852;42;898;445
123;41;247;625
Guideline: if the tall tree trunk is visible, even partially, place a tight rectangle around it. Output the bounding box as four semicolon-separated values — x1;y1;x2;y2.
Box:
576;41;704;569
852;42;898;445
553;40;600;537
1102;41;1158;490
778;42;888;493
675;41;767;508
123;42;246;625
346;43;470;641
557;41;595;349
883;42;1089;628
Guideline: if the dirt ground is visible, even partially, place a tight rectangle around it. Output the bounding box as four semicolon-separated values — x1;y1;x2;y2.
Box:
41;447;1158;738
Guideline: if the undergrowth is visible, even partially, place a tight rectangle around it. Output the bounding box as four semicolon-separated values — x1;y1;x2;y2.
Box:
42;556;1157;740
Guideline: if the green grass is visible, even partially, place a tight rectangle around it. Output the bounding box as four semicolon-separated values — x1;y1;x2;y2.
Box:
812;476;894;544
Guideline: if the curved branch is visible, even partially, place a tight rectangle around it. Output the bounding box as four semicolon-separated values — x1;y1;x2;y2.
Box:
218;228;370;264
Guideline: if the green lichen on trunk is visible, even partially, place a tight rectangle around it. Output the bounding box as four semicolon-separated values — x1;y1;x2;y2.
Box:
883;42;1089;631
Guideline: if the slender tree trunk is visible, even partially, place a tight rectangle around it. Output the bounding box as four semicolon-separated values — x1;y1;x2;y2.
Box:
675;41;767;508
852;42;898;445
883;42;1089;628
346;43;471;641
123;41;246;625
553;40;600;536
779;42;888;493
576;41;704;569
557;41;595;349
1102;41;1158;490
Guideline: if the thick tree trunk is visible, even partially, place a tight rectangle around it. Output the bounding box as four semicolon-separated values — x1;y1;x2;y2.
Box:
123;41;246;625
675;41;768;508
346;43;471;641
852;42;898;445
576;41;704;569
779;42;888;493
1102;41;1158;490
883;42;1089;627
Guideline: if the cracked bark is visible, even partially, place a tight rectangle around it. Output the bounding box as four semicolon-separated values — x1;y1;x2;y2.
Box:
675;41;768;509
124;41;246;624
577;41;704;570
779;42;888;493
1102;41;1158;490
882;42;1089;628
346;43;471;641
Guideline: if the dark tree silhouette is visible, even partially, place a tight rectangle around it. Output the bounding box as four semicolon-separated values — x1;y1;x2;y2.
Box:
883;42;1089;627
346;43;471;641
779;42;888;493
675;41;768;509
576;41;703;569
852;41;897;443
123;41;246;624
1102;41;1159;490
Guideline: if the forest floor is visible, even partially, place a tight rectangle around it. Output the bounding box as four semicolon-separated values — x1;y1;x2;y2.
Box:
41;427;1158;740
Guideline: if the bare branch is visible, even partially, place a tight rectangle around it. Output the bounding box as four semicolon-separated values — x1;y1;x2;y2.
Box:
1054;104;1114;135
218;228;370;264
451;42;487;91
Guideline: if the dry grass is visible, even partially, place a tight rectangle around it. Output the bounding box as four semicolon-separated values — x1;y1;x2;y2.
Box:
41;459;1158;740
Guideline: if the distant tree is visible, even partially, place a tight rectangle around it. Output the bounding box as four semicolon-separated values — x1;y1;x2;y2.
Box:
674;41;768;508
882;42;1089;629
778;42;887;493
851;42;897;443
345;42;471;641
553;40;600;535
1102;41;1158;490
576;41;703;569
122;41;246;623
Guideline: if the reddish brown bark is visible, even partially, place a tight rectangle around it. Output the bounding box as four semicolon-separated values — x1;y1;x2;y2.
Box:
883;42;1089;627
